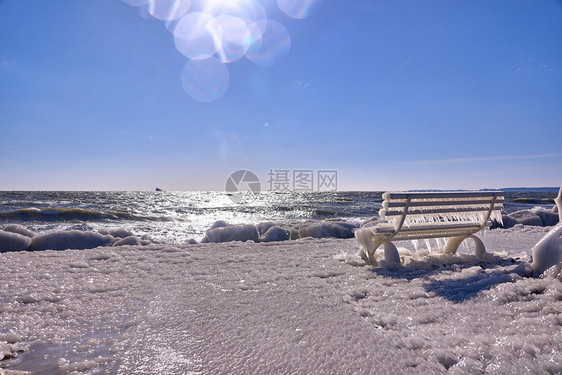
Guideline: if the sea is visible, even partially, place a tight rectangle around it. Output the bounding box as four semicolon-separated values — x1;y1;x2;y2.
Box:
0;190;558;244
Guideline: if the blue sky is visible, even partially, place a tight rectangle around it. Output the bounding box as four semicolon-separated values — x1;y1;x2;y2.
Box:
1;0;561;191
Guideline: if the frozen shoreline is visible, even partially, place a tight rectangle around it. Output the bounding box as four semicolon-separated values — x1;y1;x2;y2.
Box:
0;191;558;245
1;226;561;374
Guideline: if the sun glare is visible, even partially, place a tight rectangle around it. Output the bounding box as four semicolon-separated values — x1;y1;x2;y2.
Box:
121;0;317;101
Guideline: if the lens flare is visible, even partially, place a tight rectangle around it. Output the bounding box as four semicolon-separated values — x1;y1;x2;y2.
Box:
202;0;266;21
181;57;230;102
216;15;251;63
174;12;222;60
121;0;150;7
147;0;192;21
246;20;291;67
123;0;316;101
277;0;321;19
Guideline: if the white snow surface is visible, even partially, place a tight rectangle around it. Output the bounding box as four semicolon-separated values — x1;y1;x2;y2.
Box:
1;226;561;374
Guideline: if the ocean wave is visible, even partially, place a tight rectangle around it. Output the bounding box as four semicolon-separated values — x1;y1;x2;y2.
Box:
513;198;555;204
0;208;138;222
312;208;341;217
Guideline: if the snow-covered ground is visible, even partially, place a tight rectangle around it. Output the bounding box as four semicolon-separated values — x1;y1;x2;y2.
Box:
1;226;561;374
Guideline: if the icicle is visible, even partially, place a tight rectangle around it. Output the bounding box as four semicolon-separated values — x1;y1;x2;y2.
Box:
424;239;432;253
411;239;419;252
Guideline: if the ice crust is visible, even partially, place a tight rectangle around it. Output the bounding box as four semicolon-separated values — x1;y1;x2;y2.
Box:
0;226;560;374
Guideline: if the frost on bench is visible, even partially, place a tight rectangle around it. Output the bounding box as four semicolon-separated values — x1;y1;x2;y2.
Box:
355;191;504;265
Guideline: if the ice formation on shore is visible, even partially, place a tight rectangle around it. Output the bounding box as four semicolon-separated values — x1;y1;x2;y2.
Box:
530;224;562;277
530;187;562;277
1;204;560;253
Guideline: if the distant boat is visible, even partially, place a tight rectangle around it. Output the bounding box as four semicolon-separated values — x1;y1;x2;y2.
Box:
155;188;163;192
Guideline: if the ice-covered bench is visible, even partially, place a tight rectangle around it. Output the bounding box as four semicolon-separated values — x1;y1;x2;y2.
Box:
355;191;504;265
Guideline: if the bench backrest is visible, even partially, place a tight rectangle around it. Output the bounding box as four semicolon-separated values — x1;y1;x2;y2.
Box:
379;191;504;231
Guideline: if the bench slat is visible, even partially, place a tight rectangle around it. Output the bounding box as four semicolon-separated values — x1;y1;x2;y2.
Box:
384;198;504;208
383;191;502;200
381;204;504;217
374;222;484;234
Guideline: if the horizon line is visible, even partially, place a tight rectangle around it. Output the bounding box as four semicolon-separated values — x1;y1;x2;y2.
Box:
396;153;562;165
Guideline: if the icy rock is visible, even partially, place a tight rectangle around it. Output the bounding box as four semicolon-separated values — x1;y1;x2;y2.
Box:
2;224;36;238
257;221;276;236
187;238;198;244
259;226;290;242
210;220;229;229
204;224;259;243
490;219;503;229
360;217;382;229
298;221;357;239
508;210;543;226
113;236;142;246
0;341;26;361
109;228;134;238
532;208;559;226
530;224;562;277
287;227;300;240
496;214;518;229
29;231;114;251
0;230;31;252
98;228;133;238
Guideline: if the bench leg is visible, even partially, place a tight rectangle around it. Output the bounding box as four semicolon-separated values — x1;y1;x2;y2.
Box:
354;228;387;265
444;235;486;257
383;241;401;264
469;235;486;257
354;229;401;265
355;228;376;264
